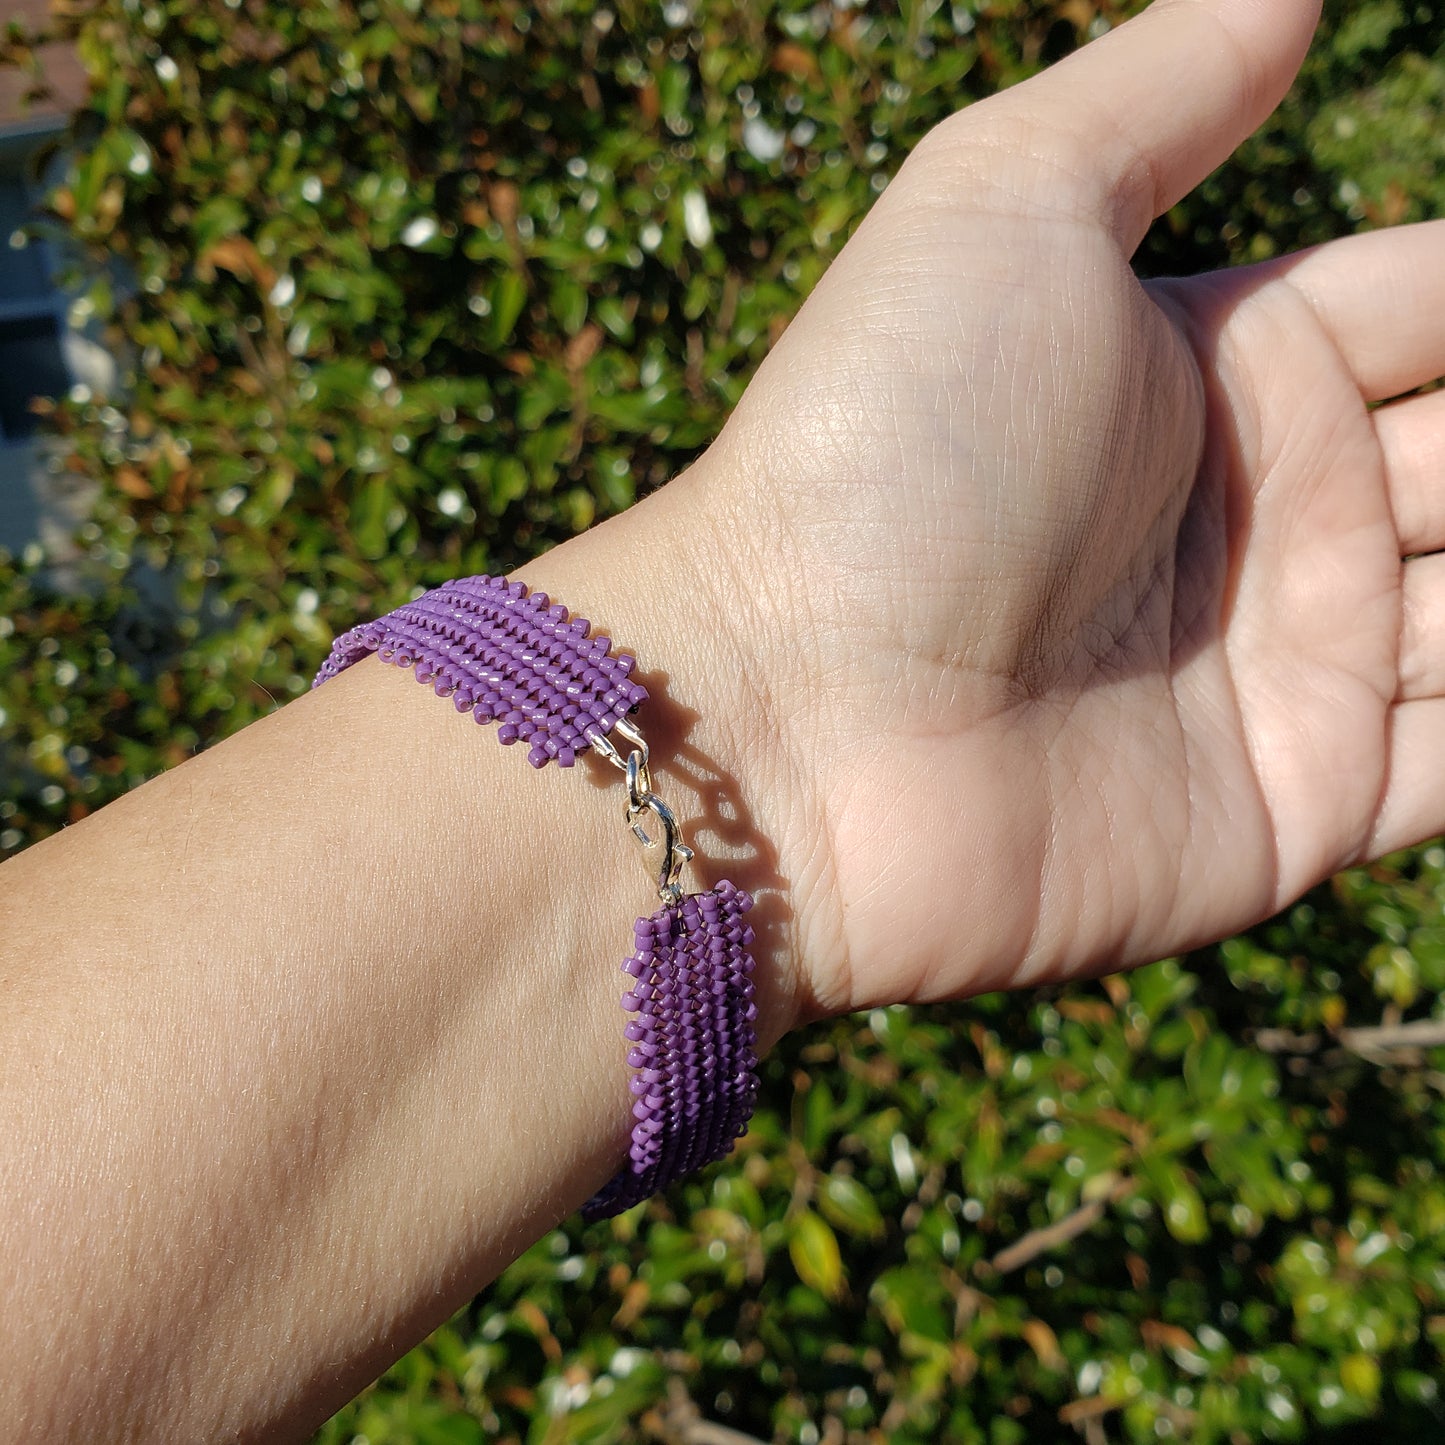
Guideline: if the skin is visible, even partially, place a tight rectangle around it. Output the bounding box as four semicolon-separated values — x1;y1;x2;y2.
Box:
5;0;1445;1437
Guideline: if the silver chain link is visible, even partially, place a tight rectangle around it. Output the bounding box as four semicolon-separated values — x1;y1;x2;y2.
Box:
592;716;692;905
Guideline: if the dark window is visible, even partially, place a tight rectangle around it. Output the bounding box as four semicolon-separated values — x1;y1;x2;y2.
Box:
0;311;67;438
0;132;72;457
0;177;52;304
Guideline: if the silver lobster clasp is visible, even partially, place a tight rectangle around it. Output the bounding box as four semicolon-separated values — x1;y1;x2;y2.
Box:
592;715;693;905
626;791;693;906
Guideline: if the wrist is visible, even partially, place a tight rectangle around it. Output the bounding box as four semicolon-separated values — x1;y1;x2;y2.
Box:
515;462;822;1047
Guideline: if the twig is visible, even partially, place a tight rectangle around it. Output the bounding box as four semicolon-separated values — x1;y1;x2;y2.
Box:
1253;1028;1320;1054
1256;1018;1445;1063
1339;1018;1445;1052
660;1377;769;1445
984;1176;1137;1276
1060;1397;1119;1423
678;1425;771;1445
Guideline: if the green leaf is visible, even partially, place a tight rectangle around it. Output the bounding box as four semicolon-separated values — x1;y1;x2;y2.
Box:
1152;1162;1210;1244
788;1209;844;1300
488;455;531;516
818;1173;886;1241
657;61;691;121
489;270;528;347
871;1264;951;1342
1339;1352;1382;1404
802;1078;834;1154
549;276;588;335
350;476;393;559
593;295;634;343
515;366;572;430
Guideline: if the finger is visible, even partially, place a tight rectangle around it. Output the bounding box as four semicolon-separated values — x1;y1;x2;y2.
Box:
1375;387;1445;553
1369;696;1445;858
958;0;1320;250
1398;553;1445;701
1278;221;1445;402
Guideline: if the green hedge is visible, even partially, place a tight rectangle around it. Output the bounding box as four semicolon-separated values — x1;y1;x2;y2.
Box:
5;1;1445;1440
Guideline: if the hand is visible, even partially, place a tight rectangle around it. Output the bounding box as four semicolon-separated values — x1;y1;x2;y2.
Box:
678;0;1445;1018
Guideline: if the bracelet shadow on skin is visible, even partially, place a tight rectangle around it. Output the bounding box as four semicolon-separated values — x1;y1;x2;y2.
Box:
573;664;806;1048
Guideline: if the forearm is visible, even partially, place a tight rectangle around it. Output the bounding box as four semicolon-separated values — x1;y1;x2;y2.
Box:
0;477;801;1442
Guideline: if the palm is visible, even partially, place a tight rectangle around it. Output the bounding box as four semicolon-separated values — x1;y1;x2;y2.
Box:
704;2;1445;1015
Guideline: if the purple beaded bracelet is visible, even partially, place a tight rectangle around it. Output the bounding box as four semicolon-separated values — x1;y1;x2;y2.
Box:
313;574;759;1220
312;574;648;769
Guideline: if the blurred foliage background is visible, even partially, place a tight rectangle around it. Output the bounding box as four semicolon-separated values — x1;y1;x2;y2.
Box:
4;0;1445;1441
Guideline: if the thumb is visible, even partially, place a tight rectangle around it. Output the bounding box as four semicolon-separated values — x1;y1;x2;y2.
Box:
943;0;1321;252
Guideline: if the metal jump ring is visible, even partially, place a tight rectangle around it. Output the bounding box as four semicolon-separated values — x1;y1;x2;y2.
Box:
625;748;653;814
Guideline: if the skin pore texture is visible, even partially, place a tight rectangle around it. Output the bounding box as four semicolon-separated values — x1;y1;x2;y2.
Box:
9;0;1445;1437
